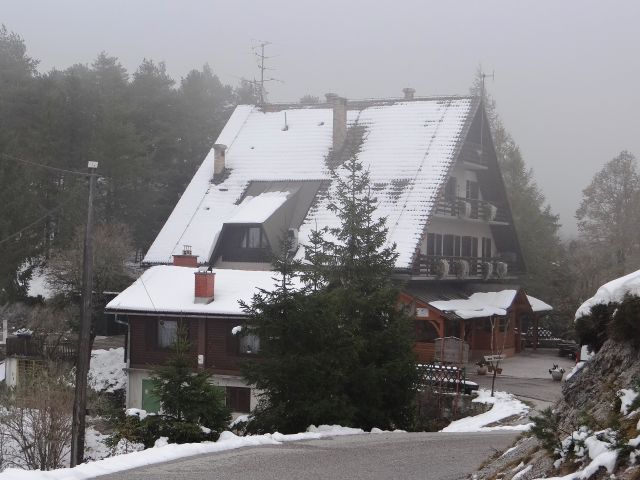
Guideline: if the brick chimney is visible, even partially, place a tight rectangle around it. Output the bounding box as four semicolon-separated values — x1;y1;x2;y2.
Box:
326;93;347;151
173;245;198;268
194;267;215;304
213;144;227;176
403;87;415;100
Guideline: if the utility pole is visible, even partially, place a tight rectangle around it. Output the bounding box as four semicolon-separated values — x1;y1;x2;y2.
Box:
70;161;98;467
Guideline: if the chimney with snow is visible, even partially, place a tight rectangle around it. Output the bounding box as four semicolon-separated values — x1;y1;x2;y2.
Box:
173;245;198;267
194;267;215;304
403;87;415;100
326;93;347;151
213;144;227;176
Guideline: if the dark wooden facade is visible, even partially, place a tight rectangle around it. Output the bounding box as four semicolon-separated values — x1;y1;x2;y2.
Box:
128;315;248;376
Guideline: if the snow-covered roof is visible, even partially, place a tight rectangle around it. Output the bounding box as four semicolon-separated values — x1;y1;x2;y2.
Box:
226;191;290;224
575;269;640;320
430;290;552;319
105;265;284;316
143;98;477;269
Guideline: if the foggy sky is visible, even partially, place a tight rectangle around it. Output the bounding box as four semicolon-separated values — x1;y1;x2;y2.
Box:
4;0;640;237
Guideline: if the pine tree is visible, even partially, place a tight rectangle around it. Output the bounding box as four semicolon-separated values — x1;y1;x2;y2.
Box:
151;327;230;441
240;239;357;433
312;156;418;430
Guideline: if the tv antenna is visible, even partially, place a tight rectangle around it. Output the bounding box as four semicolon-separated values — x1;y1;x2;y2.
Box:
479;70;494;152
251;39;283;106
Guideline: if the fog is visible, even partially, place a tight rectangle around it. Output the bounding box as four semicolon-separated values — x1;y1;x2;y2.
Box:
4;0;640;237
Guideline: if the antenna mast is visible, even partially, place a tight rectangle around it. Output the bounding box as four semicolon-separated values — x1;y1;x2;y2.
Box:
251;40;282;106
479;70;495;152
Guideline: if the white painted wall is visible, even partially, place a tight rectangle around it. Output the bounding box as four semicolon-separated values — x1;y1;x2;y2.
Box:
5;357;18;387
127;368;259;417
448;165;484;201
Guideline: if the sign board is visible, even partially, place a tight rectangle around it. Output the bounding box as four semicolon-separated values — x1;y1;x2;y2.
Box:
416;307;429;318
484;354;506;362
434;337;469;365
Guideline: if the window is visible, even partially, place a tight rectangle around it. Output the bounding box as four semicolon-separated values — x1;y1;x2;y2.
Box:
226;387;251;413
461;236;472;257
426;233;442;256
415;321;439;342
482;237;492;258
240;227;268;249
445;177;457;197
466;180;479;200
239;334;260;355
442;234;455;256
157;319;178;348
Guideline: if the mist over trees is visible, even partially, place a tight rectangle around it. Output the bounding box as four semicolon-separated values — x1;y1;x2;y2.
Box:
471;72;573;331
0;26;256;303
573;151;640;291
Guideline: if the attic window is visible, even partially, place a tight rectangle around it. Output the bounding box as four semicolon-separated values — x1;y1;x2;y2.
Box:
241;227;268;249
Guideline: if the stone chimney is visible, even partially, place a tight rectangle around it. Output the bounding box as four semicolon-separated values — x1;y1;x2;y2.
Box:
194;267;215;304
403;87;415;100
173;245;198;268
326;93;347;151
213;144;227;176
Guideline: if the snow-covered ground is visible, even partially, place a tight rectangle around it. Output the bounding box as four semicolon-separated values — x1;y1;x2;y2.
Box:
0;426;368;479
441;389;532;433
88;348;126;393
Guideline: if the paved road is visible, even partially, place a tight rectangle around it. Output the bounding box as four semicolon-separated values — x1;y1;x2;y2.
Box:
101;432;518;480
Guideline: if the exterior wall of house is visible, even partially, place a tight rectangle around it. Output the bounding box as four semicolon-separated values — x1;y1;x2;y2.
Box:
421;217;496;256
127;314;259;416
126;367;258;418
4;357;18;387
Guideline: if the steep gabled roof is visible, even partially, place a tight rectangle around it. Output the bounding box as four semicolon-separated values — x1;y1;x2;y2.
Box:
143;97;478;269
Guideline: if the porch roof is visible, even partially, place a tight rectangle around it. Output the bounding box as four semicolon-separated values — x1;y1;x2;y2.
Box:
429;289;552;320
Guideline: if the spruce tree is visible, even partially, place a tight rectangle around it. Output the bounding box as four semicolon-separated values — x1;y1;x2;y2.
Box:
150;327;230;441
240;238;357;434
311;156;418;430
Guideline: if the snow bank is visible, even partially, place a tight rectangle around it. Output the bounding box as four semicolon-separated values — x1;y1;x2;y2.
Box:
575;269;640;320
440;389;532;433
88;348;126;393
0;425;367;479
618;388;639;415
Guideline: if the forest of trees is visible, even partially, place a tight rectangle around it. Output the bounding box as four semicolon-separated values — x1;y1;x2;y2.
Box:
2;26;638;338
0;26;258;303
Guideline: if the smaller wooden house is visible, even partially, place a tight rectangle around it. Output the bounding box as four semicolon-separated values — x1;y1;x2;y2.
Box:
401;287;552;363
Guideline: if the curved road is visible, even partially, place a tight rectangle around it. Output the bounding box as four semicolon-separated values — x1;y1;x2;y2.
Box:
101;431;518;480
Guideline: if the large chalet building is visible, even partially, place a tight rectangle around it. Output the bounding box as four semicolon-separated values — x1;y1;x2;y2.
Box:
106;90;551;415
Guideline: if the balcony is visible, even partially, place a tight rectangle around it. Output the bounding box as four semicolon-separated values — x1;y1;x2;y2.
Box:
412;255;520;280
6;336;77;362
434;196;509;224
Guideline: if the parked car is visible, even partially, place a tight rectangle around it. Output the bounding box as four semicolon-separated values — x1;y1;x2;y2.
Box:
558;340;579;359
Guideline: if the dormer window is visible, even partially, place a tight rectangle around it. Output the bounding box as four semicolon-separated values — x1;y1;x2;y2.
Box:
241;227;268;249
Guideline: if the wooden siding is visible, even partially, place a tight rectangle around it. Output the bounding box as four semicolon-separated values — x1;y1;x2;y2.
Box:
129;316;201;369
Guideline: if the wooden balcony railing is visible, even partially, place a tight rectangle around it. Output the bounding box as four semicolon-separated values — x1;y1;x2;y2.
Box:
412;254;520;279
434;196;509;224
6;336;77;361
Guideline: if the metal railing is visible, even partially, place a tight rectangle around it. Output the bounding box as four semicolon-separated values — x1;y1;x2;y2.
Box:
413;254;519;279
434;196;509;223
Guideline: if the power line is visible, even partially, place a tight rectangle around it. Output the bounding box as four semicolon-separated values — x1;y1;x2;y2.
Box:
0;186;85;246
1;153;94;177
